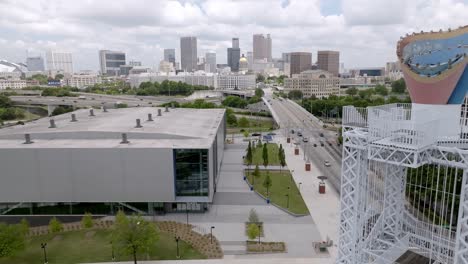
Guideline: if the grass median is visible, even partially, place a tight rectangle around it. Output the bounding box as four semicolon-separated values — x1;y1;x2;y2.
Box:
0;229;205;264
246;143;281;166
246;170;309;215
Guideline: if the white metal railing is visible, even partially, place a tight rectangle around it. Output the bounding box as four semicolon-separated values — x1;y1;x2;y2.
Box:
343;106;368;128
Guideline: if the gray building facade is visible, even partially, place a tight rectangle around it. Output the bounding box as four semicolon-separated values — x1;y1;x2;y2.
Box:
180;37;197;72
227;48;240;72
0;107;225;215
205;52;216;73
164;49;176;67
99;50;126;76
26;56;45;71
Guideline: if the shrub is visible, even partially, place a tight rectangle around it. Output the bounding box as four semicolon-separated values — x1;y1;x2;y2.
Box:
81;212;94;228
247;223;260;240
49;217;63;233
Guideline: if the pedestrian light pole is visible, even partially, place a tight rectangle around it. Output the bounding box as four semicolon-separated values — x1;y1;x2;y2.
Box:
175;236;181;259
41;243;48;264
210;226;215;244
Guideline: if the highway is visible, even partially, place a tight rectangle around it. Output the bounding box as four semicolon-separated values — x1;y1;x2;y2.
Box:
10;93;183;109
263;90;343;192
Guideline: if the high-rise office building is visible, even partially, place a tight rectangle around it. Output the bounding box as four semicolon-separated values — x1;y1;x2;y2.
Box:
99;50;126;76
282;53;291;64
247;52;253;70
180;37;197;72
232;38;239;49
46;51;73;74
253;34;272;62
290;52;312;77
205;52;216;73
164;49;176;67
26;56;45;71
227;37;241;72
317;51;340;76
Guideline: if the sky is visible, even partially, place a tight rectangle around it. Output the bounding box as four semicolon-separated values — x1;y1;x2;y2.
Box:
0;0;467;71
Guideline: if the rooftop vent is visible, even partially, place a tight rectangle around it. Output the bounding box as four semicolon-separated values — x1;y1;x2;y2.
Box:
135;119;142;128
71;113;77;122
89;109;95;116
49;119;56;128
103;106;108;112
147;113;153;121
120;133;129;144
165;106;169;112
158;109;162;116
23;134;33;144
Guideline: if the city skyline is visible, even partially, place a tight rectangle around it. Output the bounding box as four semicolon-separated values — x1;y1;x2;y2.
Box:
0;0;466;71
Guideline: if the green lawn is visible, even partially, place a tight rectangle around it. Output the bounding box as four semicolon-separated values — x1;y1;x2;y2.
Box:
247;171;309;215
246;143;282;166
227;118;274;134
0;229;205;264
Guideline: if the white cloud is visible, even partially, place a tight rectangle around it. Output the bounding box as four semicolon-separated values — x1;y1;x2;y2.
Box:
0;0;465;71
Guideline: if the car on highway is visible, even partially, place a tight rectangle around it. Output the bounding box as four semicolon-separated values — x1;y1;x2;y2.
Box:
324;160;331;167
319;132;324;137
302;137;309;142
251;132;261;136
267;132;276;136
291;129;295;134
297;132;303;137
78;95;86;100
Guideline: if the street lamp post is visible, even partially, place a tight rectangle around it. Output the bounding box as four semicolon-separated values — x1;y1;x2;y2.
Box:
40;243;48;264
175;236;180;259
210;226;215;244
257;224;261;244
111;241;115;261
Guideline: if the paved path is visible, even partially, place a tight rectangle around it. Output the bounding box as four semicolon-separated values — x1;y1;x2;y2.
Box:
84;258;333;264
153;141;323;259
273;134;340;260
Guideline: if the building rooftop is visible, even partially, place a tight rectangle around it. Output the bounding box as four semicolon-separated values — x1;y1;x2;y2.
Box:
0;107;225;149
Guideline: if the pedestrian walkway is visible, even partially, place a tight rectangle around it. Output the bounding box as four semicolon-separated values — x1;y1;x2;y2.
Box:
84;257;333;264
274;134;340;260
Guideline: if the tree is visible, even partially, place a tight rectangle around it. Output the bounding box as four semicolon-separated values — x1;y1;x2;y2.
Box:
243;130;249;138
256;74;265;83
0;223;25;257
345;87;358;96
112;212;159;264
81;212;94;228
238;117;250;127
252;164;260;185
288;90;303;100
247;223;260;241
245;141;253;176
248;208;260;223
374;84;388;96
0;95;12;108
262;143;269;169
255;88;265;97
55;74;64;80
263;173;272;197
49;217;63;233
226;112;237;126
278;144;283;172
280;148;286;174
391;78;406;93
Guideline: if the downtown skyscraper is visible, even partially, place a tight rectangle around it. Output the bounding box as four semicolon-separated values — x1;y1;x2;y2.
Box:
180;37;197;72
227;38;240;72
317;50;340;76
253;34;272;62
164;49;176;68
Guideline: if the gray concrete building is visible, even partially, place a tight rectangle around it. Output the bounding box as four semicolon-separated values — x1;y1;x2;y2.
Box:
290;52;312;77
205;52;216;73
180;37;197;72
253;34;272;62
317;50;340;77
26;56;45;71
0;107;225;215
99;50;126;76
164;49;176;67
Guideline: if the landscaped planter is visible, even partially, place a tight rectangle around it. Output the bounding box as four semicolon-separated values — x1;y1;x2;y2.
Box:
246;241;286;253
